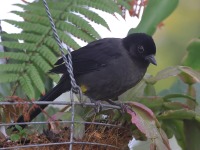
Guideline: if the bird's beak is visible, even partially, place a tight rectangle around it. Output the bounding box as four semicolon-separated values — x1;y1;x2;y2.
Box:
145;54;157;66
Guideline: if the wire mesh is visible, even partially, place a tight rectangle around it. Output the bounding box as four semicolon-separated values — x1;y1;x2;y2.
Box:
0;101;125;150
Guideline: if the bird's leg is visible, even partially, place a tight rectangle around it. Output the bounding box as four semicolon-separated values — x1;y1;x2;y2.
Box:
90;99;102;113
106;99;127;113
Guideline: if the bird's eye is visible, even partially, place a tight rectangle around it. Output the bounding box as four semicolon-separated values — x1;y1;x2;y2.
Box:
138;46;144;53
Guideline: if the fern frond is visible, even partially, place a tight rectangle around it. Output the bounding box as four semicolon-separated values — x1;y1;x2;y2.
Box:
71;6;110;30
76;0;121;14
14;3;47;16
37;46;58;65
30;55;52;72
57;30;81;50
57;21;96;42
1;33;41;43
12;11;50;26
61;13;100;39
0;41;36;51
43;1;73;10
0;64;25;72
19;74;35;99
4;20;49;34
43;36;60;55
0;74;19;83
26;65;45;95
0;52;29;61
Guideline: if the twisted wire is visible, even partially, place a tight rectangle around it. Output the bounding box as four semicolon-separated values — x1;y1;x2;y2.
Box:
42;1;81;149
42;0;79;92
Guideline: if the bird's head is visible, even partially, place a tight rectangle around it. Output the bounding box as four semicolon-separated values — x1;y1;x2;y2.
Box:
122;33;157;66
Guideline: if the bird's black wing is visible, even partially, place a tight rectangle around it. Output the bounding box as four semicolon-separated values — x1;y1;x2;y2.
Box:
50;38;122;75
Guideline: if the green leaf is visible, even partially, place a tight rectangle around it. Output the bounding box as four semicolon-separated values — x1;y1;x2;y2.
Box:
37;46;58;65
52;111;85;140
129;0;179;35
19;74;35;100
163;94;196;102
0;41;36;51
0;74;19;83
61;13;100;39
26;65;45;95
71;6;110;30
158;109;199;120
57;20;96;42
0;52;29;61
120;79;147;100
4;20;49;34
76;0;121;15
43;36;60;55
10;134;20;142
144;83;156;96
12;11;50;26
183;38;200;70
184;120;200;150
0;64;25;72
178;66;200;84
146;66;181;84
146;66;200;84
15;124;23;131
57;30;81;50
1;33;41;43
162;120;186;150
30;55;52;72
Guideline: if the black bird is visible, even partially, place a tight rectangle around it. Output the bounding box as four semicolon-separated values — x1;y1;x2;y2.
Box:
11;33;156;129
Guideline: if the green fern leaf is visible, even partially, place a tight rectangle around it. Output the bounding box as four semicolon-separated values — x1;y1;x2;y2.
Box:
0;52;29;61
61;13;100;39
43;36;60;55
56;30;81;50
57;21;96;42
0;41;36;51
37;46;58;65
43;1;73;10
4;20;49;34
12;11;50;26
15;3;62;19
30;55;52;72
70;6;110;30
14;3;46;16
101;0;122;14
19;74;35;99
1;33;41;43
26;65;45;95
0;64;25;72
76;0;121;14
0;74;19;83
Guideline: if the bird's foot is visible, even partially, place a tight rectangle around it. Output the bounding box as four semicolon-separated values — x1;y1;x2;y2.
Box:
90;99;102;113
106;99;127;113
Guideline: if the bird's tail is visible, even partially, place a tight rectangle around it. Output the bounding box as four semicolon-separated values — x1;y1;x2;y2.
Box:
8;80;68;130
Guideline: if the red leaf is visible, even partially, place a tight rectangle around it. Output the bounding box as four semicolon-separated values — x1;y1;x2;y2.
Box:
126;108;147;135
126;102;171;150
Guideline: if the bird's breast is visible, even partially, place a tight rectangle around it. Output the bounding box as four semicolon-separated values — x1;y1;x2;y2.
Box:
77;54;147;100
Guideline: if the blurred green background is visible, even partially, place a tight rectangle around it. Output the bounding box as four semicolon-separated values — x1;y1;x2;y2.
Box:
149;0;200;91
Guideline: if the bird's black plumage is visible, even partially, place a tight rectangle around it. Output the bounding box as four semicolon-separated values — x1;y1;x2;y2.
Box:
11;33;156;129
